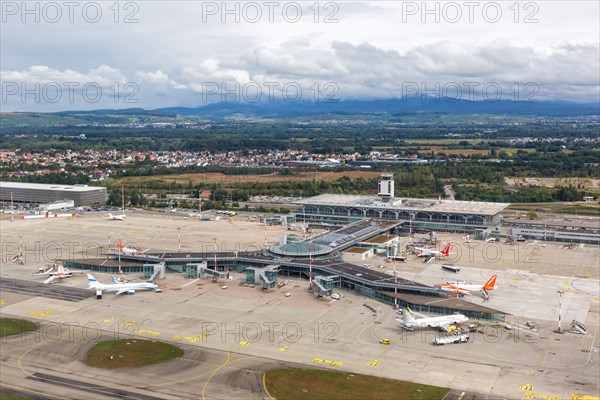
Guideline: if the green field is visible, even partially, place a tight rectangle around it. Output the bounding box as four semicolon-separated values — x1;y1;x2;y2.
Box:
0;391;32;400
0;318;38;337
264;368;450;400
86;339;183;369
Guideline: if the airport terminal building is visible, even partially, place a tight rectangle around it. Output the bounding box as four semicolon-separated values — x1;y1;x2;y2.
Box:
0;182;108;205
293;173;509;232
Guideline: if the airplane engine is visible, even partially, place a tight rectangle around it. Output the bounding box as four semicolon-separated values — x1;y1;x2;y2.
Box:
126;290;136;295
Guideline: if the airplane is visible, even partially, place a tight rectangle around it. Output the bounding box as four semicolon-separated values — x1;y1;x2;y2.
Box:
32;263;75;284
437;275;497;298
106;213;126;221
87;274;157;296
413;243;452;258
397;307;468;331
118;240;150;255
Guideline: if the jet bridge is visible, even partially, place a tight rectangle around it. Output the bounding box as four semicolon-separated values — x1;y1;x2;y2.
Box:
311;276;335;297
185;262;208;279
246;265;279;289
143;263;165;281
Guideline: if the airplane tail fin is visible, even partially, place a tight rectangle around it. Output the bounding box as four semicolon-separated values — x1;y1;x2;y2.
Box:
57;263;64;276
119;239;124;252
404;307;417;323
108;213;113;218
484;275;497;291
441;243;452;256
87;274;100;288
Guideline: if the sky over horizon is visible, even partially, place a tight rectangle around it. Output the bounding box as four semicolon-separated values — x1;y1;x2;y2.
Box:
1;1;599;111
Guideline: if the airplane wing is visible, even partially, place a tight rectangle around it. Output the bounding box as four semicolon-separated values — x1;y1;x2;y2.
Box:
114;289;129;296
44;276;57;284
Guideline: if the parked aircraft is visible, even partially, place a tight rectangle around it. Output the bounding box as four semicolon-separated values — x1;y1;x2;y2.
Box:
106;213;126;221
437;275;497;298
414;243;452;258
397;307;468;331
87;274;157;296
32;263;75;284
118;240;150;255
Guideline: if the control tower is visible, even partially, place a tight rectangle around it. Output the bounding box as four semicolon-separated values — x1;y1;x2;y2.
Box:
378;173;395;201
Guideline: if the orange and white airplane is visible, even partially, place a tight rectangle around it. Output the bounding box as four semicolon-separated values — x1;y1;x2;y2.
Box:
437;275;497;297
118;240;150;255
414;243;452;258
32;263;76;284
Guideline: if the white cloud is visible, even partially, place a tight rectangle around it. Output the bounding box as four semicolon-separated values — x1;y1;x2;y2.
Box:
1;1;598;109
1;65;127;87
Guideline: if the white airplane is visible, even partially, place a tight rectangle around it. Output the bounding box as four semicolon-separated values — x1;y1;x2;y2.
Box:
107;213;126;221
118;240;150;255
414;243;452;258
87;274;157;296
32;263;75;284
397;307;468;331
437;275;497;297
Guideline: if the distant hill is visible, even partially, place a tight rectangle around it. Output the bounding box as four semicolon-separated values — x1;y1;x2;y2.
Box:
1;98;598;128
156;98;600;118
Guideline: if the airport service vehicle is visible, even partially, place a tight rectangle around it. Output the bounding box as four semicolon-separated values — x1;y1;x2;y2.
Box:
433;334;470;345
397;308;468;331
331;293;341;300
87;274;157;297
379;338;391;345
106;213;126;220
437;275;497;297
441;265;460;273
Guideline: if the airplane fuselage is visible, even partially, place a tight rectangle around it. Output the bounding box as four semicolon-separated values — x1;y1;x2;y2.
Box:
398;315;468;330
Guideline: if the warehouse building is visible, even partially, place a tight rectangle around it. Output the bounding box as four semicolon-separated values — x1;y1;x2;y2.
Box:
0;182;107;205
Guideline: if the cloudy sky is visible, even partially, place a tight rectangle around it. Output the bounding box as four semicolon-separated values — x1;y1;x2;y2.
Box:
1;1;599;111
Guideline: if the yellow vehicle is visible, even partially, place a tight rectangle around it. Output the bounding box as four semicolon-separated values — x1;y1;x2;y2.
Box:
379;339;391;345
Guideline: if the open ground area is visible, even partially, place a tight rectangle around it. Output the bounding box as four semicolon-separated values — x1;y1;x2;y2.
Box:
114;170;383;186
1;213;599;400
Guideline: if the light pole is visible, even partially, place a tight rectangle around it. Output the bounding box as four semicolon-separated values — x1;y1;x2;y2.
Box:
118;238;122;275
393;243;398;310
263;219;268;249
409;212;416;242
309;251;313;291
554;290;565;333
107;233;111;259
177;228;181;253
198;192;202;218
213;238;217;272
18;234;22;259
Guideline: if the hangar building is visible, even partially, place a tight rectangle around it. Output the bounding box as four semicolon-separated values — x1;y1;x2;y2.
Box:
0;181;108;205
